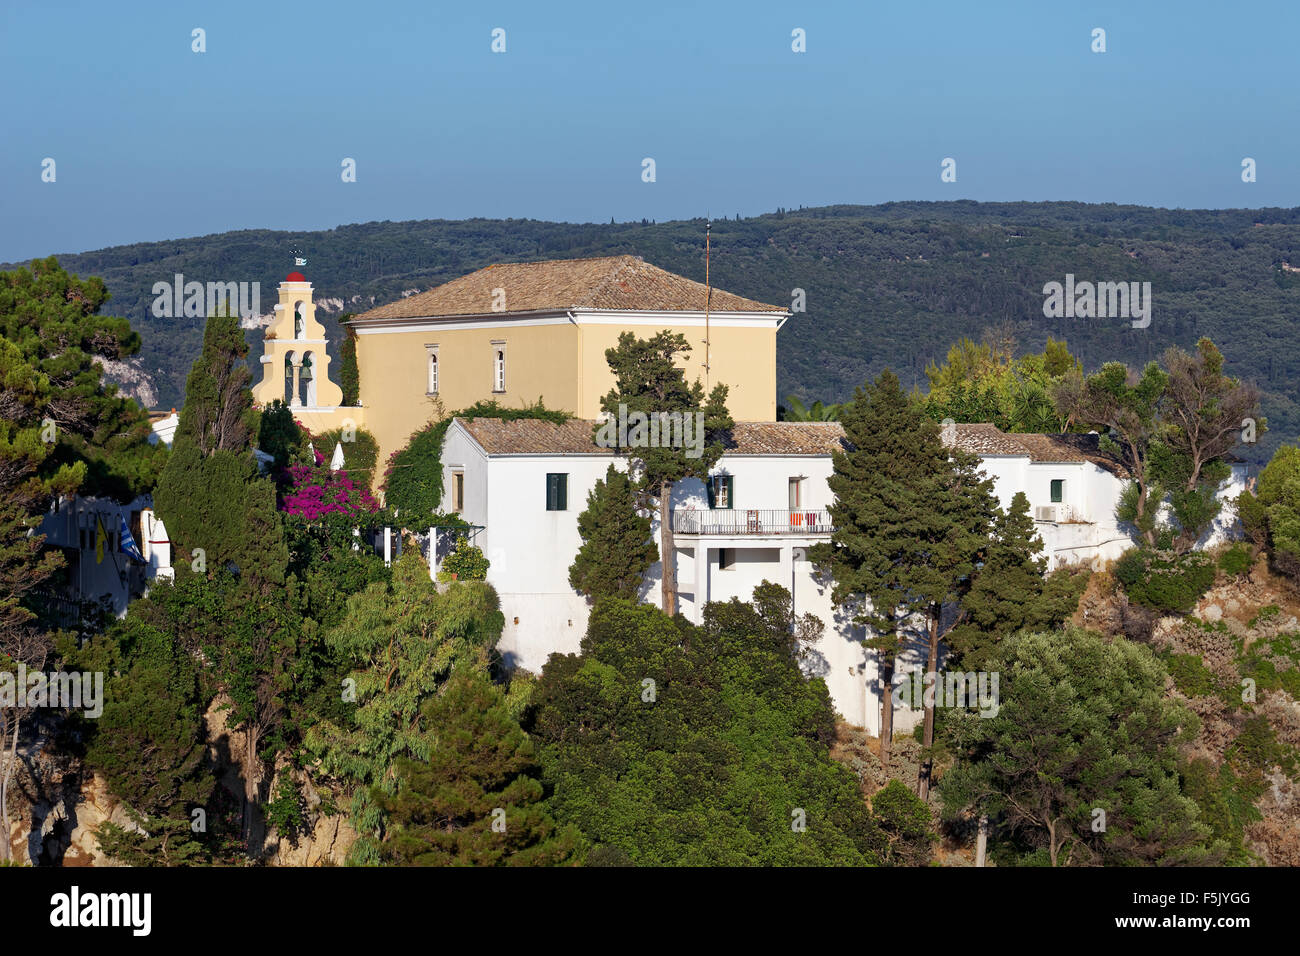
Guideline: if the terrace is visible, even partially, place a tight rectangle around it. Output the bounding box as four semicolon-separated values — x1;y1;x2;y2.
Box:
671;508;834;536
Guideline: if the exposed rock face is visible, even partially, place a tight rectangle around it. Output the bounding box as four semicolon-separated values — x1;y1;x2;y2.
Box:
94;356;158;408
61;773;138;867
204;694;355;866
3;696;354;867
267;807;357;867
2;719;133;867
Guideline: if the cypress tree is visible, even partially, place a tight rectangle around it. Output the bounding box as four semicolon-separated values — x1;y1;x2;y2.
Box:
80;617;213;865
946;491;1046;671
598;331;732;615
808;369;995;785
154;308;288;586
569;463;658;602
152;308;291;855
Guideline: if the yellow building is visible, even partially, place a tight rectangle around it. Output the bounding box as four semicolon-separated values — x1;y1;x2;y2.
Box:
254;255;790;481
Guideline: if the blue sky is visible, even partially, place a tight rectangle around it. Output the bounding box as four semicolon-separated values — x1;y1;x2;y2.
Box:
1;0;1297;262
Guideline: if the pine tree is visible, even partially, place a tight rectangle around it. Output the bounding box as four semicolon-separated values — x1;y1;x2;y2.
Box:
569;463;658;602
0;257;164;500
376;668;579;866
939;629;1220;866
0;262;160;847
598;331;732;615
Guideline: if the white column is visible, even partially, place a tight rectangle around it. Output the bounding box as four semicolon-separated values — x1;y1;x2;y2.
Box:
428;526;435;581
383;526;392;567
692;544;708;623
779;543;794;610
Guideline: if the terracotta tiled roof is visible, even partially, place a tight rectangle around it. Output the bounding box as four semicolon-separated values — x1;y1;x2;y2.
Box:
947;422;1027;457
721;422;850;455
948;423;1129;477
352;255;784;321
458;418;609;456
454;418;849;457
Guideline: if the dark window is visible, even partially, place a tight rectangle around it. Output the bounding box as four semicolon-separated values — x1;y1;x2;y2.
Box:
453;472;464;512
1050;479;1064;503
546;473;568;511
719;548;734;570
706;475;734;509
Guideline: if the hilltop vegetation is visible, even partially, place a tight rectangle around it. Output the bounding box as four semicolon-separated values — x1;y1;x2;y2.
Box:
9;201;1300;463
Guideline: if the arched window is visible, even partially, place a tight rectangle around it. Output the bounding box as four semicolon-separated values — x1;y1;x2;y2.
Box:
294;302;305;339
493;348;505;392
284;352;297;406
428;351;438;394
301;352;316;407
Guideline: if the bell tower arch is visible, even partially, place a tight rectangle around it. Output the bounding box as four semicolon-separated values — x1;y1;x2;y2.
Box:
253;271;343;409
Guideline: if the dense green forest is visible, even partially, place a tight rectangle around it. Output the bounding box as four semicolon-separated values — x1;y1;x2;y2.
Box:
8;200;1300;462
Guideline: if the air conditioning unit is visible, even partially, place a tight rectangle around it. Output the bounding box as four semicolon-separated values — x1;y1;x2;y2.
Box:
1034;506;1058;522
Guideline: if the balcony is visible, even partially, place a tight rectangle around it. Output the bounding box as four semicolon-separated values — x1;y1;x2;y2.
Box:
671;508;834;536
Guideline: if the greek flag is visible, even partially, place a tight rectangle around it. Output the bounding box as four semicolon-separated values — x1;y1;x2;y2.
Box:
118;512;145;563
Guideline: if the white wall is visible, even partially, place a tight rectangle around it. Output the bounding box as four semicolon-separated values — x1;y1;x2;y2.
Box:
449;425;883;726
445;425;1253;734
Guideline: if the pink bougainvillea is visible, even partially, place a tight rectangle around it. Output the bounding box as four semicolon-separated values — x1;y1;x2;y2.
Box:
281;461;378;520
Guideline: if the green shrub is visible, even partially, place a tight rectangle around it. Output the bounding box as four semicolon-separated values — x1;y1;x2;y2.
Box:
1218;543;1253;577
1248;604;1280;628
338;320;359;406
383;419;452;520
1165;653;1221;698
264;776;308;841
1115;548;1215;613
442;539;489;580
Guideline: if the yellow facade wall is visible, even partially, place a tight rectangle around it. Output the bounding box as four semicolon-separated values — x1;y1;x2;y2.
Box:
575;323;776;421
352;322;583;464
309;316;779;488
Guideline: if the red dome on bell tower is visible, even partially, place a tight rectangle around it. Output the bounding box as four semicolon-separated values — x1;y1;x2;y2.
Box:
285;271;307;282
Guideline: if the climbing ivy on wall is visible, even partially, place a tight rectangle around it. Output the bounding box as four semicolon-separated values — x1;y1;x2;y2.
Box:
382;399;570;520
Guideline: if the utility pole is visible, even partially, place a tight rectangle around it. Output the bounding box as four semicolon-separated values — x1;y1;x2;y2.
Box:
703;219;712;391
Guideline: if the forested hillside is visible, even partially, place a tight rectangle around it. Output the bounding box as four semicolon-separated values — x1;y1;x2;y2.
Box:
9;201;1300;462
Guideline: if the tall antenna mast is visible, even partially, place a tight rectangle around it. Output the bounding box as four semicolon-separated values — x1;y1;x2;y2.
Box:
704;218;712;390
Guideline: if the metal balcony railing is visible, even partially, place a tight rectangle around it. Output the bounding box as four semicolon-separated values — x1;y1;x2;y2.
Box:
671;508;834;536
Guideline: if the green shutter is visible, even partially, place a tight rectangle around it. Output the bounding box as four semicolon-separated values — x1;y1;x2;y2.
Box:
726;476;735;509
706;476;716;509
545;473;568;511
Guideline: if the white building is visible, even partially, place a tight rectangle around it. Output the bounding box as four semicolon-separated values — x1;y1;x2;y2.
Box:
29;409;179;623
33;496;172;621
440;416;1250;734
947;423;1251;568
